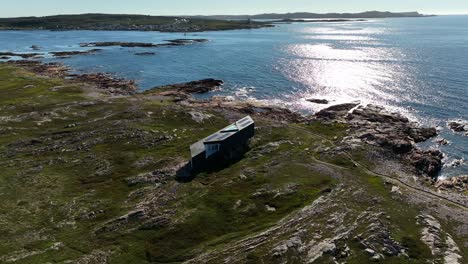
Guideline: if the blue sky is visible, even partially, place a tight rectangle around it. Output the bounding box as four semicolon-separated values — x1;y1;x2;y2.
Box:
1;0;467;17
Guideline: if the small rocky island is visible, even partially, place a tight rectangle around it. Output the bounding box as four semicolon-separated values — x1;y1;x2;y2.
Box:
80;39;209;48
0;60;466;263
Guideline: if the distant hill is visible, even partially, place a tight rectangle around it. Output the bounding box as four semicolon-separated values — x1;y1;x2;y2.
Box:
0;13;270;32
190;11;430;20
0;12;431;32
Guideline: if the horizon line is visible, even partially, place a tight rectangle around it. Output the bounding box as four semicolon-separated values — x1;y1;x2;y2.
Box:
1;11;468;19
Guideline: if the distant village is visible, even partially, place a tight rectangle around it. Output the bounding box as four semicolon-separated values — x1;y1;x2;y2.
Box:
25;18;263;32
45;20;204;32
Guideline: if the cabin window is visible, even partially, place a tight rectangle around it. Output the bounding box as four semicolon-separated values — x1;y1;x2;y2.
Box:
206;144;221;158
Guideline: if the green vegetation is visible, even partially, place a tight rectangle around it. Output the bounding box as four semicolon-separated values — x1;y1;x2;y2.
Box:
0;64;464;263
0;65;334;263
0;14;270;32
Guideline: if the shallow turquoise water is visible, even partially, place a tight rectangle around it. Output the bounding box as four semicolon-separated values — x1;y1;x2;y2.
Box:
0;16;467;176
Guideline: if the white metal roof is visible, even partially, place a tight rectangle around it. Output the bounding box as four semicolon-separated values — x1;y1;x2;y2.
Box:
190;116;254;158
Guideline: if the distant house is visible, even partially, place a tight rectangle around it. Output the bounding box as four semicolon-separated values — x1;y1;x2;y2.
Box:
190;116;255;172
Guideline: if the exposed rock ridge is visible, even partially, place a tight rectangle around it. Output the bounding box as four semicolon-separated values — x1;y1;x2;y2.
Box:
5;60;136;95
315;104;442;178
417;214;462;264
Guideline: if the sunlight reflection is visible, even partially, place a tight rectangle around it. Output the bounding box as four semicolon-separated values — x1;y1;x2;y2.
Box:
280;43;416;118
299;26;386;35
288;44;403;62
304;35;375;41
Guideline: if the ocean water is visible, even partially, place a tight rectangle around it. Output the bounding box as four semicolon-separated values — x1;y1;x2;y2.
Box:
0;16;467;177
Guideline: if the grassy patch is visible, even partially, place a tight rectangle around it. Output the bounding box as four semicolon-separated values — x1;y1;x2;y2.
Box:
0;64;462;264
304;121;348;141
144;161;334;262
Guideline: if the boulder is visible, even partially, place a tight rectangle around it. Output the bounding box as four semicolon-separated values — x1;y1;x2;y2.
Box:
189;111;213;123
315;103;359;120
436;138;449;145
448;159;463;168
409;127;438;143
307;98;329;104
435;175;468;191
409;149;443;178
391;186;402;195
448;121;466;132
390;139;413;154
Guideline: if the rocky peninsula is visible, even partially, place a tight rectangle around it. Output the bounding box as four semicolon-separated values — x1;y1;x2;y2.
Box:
0;61;466;264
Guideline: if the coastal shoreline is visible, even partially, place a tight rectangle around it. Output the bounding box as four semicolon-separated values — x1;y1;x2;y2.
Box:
0;60;466;263
5;59;465;185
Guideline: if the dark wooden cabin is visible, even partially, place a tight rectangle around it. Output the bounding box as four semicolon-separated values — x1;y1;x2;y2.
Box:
190;116;255;173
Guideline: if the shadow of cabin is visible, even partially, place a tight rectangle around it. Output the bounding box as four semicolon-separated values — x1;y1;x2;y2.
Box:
177;116;255;182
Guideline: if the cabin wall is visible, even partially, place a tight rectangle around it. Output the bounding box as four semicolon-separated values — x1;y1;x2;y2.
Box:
219;123;255;159
191;151;207;172
191;122;255;173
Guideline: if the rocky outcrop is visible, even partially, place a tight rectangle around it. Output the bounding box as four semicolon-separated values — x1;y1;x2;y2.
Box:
152;79;223;98
354;212;405;261
6;60;69;78
95;209;147;234
316;104;441;177
0;52;42;59
436;175;468;192
68;73;137;95
164;39;209;45
306;98;329;104
417;214;462;264
449;121;467;133
314;102;359;120
80;39;208;48
81;42;159;48
49;49;102;57
189;111;213;123
167;78;223;93
6;60;136;95
135;52;156;56
409;149;443;178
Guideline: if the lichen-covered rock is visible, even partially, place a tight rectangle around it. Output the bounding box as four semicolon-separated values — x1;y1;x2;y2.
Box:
316;104;442;178
435;175;468;191
417;214;462;264
189;111;213;123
